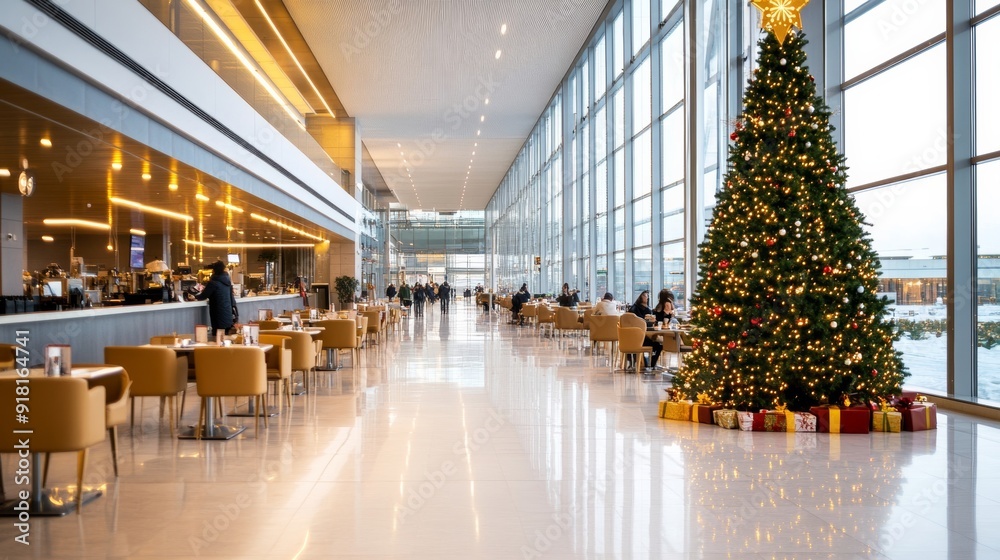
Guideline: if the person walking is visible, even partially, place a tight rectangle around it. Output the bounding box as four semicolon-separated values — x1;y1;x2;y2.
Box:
413;282;426;318
386;283;397;301
439;281;452;314
399;283;412;313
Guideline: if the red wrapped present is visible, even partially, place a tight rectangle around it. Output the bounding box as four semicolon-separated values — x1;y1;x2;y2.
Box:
899;403;937;431
808;405;870;434
691;403;723;424
749;410;817;432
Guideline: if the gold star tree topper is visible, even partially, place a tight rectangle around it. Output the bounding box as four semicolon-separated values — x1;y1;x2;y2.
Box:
751;0;810;44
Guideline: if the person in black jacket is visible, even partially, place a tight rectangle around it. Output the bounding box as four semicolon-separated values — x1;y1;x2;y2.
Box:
413;282;426;318
197;261;235;335
439;282;451;314
629;290;661;369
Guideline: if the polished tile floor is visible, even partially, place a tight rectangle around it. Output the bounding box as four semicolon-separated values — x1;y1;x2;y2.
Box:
3;302;1000;559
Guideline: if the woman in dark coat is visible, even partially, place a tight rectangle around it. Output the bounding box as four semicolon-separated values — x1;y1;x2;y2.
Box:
196;261;235;334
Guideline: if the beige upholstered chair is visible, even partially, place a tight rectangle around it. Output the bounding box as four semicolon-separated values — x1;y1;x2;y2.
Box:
362;310;383;346
0;377;106;513
260;330;319;393
258;319;283;331
356;316;368;350
589;314;621;366
555;307;587;339
619;312;648;330
617;326;652;372
149;336;194;419
314;319;361;370
258;335;293;412
193;347;268;438
520;303;538;327
105;346;187;436
536;305;556;337
581;308;595;330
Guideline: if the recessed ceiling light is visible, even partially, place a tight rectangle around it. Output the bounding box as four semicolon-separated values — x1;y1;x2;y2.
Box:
41;235;54;242
111;162;122;171
195;193;210;202
142;173;152;180
168;183;179;191
0;169;9;178
495;50;502;59
40;138;52;147
484;98;490;105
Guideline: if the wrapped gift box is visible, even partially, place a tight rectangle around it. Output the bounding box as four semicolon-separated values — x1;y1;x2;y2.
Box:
714;409;740;429
808;405;871;434
749;411;818;432
872;410;902;433
659;400;693;421
899;403;937;431
691;403;724;424
737;411;755;431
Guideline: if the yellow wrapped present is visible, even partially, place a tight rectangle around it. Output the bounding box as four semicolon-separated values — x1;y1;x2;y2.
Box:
872;410;902;433
659;400;693;421
713;409;739;429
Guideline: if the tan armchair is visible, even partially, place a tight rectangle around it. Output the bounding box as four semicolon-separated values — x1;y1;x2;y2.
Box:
193;347;268;438
618;326;652;372
536;305;556;337
105;346;187;436
0;377;106;513
258;335;293;412
589;314;620;366
362;310;383;346
260;330;319;393
314;319;361;369
581;308;595;330
520;303;538;327
555;307;587;339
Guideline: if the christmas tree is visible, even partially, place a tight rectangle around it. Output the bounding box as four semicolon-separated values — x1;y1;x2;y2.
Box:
672;17;906;411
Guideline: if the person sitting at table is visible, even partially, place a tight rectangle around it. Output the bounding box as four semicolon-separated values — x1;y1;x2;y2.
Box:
653;289;676;324
556;283;580;307
630;290;662;369
592;292;621;316
196;261;236;335
511;284;530;325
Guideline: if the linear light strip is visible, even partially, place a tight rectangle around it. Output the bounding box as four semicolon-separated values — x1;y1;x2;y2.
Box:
183;240;316;248
43;219;111;230
185;0;305;128
110;197;194;221
254;0;336;118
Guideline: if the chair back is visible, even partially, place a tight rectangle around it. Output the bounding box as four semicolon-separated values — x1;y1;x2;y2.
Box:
618;326;649;353
259;330;317;371
581;308;595;329
537;305;555;324
314;320;360;349
259;335;292;379
363;310;382;334
105;346;186;397
589;315;620;342
0;377;105;453
521;304;538;319
192;347;267;397
0;343;17;370
555;307;582;329
619;313;647;330
258;319;284;330
660;331;682;354
150;334;192;344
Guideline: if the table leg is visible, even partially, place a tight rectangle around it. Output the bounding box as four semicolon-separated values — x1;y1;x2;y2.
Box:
177;396;246;440
0;453;102;516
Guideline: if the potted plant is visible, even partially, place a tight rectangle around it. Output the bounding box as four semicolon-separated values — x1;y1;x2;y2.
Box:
334;276;360;310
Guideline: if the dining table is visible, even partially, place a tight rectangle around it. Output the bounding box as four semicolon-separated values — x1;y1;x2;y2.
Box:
0;365;124;516
146;342;272;439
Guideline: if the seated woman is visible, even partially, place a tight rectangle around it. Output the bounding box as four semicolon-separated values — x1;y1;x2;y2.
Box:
556;283;580;307
653;289;676;325
630;290;662;369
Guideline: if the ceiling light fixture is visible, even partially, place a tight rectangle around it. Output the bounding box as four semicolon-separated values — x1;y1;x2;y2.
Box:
168;183;179;191
215;200;245;213
41;235;54;242
253;0;336;118
495;50;502;59
109;197;194;221
195;193;211;202
185;0;305;127
0;169;9;178
43;218;111;230
40;138;52;147
129;228;147;236
183;240;316;248
250;213;269;222
111;162;122;171
480;115;485;122
142;173;152;180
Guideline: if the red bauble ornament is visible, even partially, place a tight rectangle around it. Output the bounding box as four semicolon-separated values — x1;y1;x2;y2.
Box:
823;266;833;274
750;317;762;326
788;129;796;138
784;107;792;117
735;121;743;131
766;238;776;247
730;131;738;141
871;369;878;377
727;341;737;349
693;340;701;349
742;331;749;337
713;307;723;317
719;259;730;269
852;322;859;329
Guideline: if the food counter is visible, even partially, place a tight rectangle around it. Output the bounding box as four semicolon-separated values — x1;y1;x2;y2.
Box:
0;294;303;364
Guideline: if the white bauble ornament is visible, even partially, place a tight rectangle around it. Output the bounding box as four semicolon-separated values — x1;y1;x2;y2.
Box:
830;321;838;328
794;220;801;227
846;264;852;270
745;154;751;161
779;228;787;236
751;252;759;259
811;255;819;261
807;105;815;114
811;123;818;129
859;303;865;309
805;142;811;148
845;359;853;365
740;241;748;247
857;286;865;293
795;233;801;238
843;297;850;304
779;58;787;65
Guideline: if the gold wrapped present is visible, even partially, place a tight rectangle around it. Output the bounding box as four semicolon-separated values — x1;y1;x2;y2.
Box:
872;410;902;433
659;400;693;421
713;409;740;429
